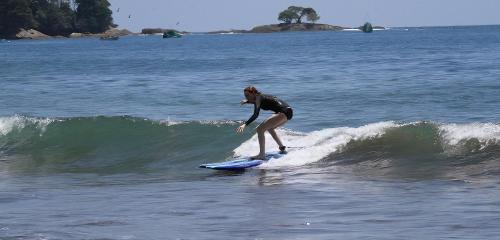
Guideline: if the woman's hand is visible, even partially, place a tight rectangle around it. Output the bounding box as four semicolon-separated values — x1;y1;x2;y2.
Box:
236;124;246;133
240;99;248;105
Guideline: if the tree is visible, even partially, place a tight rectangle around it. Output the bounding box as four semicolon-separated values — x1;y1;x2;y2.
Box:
75;0;113;33
303;8;320;23
287;6;304;23
278;9;298;24
0;2;6;34
277;6;320;24
0;0;35;36
0;0;115;38
57;2;76;34
31;0;75;36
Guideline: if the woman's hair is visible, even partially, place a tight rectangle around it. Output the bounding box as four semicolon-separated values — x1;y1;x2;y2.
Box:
244;86;261;94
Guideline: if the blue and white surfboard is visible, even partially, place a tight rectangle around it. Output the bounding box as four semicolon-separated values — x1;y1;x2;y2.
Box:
199;152;284;170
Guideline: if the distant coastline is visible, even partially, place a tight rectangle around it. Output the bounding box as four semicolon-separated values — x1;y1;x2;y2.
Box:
205;23;387;34
0;2;384;40
8;23;388;40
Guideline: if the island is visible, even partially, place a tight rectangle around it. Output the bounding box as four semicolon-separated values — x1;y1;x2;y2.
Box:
139;6;384;36
208;6;384;34
250;23;343;33
0;0;132;40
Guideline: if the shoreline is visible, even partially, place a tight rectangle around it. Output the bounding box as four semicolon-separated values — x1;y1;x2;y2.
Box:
5;24;500;40
3;28;137;40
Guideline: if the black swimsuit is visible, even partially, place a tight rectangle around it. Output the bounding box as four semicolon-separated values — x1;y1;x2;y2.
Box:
245;94;293;125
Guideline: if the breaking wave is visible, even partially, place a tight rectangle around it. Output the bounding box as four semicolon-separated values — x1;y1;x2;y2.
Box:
3;115;500;179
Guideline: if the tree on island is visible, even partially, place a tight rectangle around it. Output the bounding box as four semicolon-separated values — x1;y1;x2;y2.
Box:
287;6;304;23
31;0;76;36
304;8;320;23
278;9;299;24
278;6;320;24
0;0;35;35
0;0;114;38
75;0;113;33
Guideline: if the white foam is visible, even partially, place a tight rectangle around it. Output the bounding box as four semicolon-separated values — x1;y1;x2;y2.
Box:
0;116;53;136
159;119;240;127
159;117;183;126
342;28;361;32
0;116;23;135
233;121;398;168
439;123;500;148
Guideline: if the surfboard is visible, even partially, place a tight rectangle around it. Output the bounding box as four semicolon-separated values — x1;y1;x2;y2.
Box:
199;152;284;170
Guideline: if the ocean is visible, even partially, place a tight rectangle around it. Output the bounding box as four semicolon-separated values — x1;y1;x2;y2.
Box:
2;25;500;239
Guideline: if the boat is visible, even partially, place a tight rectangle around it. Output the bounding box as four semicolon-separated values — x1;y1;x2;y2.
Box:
100;35;119;40
163;30;182;38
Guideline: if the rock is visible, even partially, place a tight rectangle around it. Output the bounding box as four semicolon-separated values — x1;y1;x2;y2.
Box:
15;29;50;40
207;29;250;34
141;28;188;35
69;28;134;39
104;28;134;36
100;35;119;40
69;32;83;38
141;28;157;34
141;28;164;34
360;22;374;33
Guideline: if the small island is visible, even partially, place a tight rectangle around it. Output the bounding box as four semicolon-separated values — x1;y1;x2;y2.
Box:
0;0;131;40
208;6;384;34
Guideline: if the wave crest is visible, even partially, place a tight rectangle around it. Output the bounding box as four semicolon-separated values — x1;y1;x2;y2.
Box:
3;116;500;179
0;116;248;175
234;121;500;173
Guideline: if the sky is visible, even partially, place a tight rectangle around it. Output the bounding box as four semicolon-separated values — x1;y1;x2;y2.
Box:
108;0;500;32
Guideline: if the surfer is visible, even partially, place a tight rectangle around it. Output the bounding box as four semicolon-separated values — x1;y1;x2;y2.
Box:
236;86;293;160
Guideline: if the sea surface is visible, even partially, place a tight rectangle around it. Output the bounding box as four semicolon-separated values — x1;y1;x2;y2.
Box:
2;25;500;239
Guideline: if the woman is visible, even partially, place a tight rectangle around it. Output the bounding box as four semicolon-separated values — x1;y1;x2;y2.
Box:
236;86;293;160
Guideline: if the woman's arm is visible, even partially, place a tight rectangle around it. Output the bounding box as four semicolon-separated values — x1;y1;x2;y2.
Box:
237;96;261;133
245;103;260;126
244;96;261;125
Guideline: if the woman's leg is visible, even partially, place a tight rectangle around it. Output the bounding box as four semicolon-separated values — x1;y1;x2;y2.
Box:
268;113;288;149
251;113;287;159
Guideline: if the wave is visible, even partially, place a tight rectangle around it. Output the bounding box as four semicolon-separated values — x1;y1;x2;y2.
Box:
235;121;500;179
0;115;251;175
3;116;500;179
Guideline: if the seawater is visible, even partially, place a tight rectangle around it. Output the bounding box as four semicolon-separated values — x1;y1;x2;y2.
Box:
1;26;500;239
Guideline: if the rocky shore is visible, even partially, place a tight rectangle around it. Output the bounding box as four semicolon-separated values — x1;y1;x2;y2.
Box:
8;28;135;40
69;28;134;38
14;29;51;40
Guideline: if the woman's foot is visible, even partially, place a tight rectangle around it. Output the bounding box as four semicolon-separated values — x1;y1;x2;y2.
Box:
279;146;287;154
